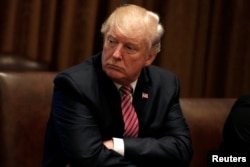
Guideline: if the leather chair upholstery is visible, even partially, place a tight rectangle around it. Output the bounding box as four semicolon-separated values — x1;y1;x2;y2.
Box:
0;54;50;71
181;98;235;167
0;72;56;167
0;71;236;167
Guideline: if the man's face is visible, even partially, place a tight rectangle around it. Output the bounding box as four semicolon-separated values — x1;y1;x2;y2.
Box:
102;29;156;85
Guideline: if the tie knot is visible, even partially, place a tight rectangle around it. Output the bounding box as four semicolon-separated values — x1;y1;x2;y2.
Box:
120;85;132;95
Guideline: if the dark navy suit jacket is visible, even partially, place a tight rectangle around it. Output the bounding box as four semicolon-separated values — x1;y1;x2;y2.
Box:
221;93;250;152
42;52;193;167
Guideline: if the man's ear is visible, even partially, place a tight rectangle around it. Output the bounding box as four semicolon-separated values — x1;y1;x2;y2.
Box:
144;54;157;66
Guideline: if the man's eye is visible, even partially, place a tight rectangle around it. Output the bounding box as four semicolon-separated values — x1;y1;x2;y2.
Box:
126;45;131;50
108;38;116;43
125;45;137;54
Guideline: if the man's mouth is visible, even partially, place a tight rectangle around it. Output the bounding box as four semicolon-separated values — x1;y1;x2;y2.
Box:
107;64;123;72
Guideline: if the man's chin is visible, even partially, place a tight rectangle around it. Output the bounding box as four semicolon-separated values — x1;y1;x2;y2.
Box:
104;70;122;80
106;73;122;80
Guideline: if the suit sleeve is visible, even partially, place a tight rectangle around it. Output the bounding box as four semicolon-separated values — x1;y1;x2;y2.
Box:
123;75;193;167
51;73;136;167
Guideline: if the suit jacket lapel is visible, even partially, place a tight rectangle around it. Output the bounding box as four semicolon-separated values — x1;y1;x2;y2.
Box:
133;68;152;129
94;54;124;137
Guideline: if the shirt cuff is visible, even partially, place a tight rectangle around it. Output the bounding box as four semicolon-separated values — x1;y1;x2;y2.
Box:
112;137;124;156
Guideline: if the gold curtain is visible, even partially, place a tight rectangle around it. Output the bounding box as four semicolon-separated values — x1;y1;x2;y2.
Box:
0;0;249;97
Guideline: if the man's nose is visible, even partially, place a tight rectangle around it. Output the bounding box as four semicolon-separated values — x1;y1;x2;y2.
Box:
112;44;123;59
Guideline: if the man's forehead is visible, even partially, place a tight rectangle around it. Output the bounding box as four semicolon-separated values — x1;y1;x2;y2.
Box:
107;29;145;45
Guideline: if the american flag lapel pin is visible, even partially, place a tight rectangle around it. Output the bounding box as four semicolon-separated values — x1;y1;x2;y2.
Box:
142;92;148;99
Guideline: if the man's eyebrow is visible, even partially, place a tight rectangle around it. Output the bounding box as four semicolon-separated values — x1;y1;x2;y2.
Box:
126;41;141;47
107;34;141;46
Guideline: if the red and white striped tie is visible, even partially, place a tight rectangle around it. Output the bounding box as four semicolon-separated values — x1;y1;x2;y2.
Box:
120;85;139;137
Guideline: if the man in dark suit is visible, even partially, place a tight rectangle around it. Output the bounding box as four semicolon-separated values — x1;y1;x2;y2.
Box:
221;93;250;152
42;4;193;167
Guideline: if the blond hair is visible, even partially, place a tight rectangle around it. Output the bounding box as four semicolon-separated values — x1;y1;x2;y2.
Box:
101;4;164;54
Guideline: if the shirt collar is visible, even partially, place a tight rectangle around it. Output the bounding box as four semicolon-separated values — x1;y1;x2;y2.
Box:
114;80;138;94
